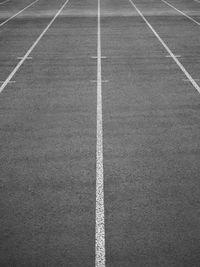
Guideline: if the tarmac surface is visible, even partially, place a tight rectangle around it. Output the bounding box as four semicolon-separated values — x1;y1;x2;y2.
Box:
1;0;200;266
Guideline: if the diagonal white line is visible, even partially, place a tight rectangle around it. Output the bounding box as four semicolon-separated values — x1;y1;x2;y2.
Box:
0;0;70;94
0;0;39;27
162;0;200;26
0;0;10;5
95;0;106;266
128;0;200;94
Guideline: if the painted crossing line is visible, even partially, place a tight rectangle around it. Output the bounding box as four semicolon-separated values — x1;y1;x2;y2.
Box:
165;54;181;58
17;56;32;60
95;0;106;266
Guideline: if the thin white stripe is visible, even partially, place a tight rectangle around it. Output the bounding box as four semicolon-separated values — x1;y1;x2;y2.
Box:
165;54;181;58
95;0;106;265
0;0;39;27
0;0;10;5
128;0;200;94
0;0;70;94
162;0;200;26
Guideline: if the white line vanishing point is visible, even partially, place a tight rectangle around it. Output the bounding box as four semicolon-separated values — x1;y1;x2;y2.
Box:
162;0;200;26
0;0;70;94
128;0;200;94
95;0;106;266
0;0;39;27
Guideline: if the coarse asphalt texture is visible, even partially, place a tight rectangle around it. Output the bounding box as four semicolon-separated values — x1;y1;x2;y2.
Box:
1;0;200;266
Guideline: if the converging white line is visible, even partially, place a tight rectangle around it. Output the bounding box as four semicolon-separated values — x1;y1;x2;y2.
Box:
0;0;39;27
0;0;10;5
0;0;70;94
95;0;106;266
162;0;200;26
128;0;200;94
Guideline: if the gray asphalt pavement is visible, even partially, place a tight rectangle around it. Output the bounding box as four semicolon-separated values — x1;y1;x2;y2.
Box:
1;0;200;266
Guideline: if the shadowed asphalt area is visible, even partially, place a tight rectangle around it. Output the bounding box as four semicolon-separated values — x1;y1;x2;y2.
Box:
1;0;200;266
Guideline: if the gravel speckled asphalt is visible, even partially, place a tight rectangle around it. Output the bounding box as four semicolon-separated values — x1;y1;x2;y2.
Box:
1;0;200;266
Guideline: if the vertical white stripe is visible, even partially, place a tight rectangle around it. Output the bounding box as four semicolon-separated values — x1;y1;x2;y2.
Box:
95;0;106;266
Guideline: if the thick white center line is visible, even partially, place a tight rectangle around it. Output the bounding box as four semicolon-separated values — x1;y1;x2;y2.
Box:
128;0;200;94
95;0;106;266
0;0;70;94
162;0;200;26
0;0;10;5
0;0;39;27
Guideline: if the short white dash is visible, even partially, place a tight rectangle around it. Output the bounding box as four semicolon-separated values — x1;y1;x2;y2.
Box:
183;78;200;82
0;80;15;83
165;54;181;58
91;56;107;59
17;56;32;60
91;80;108;83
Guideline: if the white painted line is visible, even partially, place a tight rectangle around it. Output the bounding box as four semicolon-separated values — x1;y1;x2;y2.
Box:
0;0;10;5
0;0;70;94
0;0;39;27
95;0;105;266
91;56;107;59
194;0;200;3
165;54;181;58
0;80;15;83
162;0;200;26
183;78;200;82
128;0;200;94
91;80;108;83
17;56;32;60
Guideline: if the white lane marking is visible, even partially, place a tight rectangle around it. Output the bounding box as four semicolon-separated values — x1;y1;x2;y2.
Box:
183;78;200;82
95;0;105;265
91;80;108;83
0;0;39;27
0;0;10;5
0;80;15;83
128;0;200;94
91;56;107;59
0;0;70;94
17;56;32;59
194;0;200;3
165;54;181;58
162;0;200;26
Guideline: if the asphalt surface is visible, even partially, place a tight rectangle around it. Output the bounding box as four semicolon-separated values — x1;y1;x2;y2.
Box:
1;0;200;266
